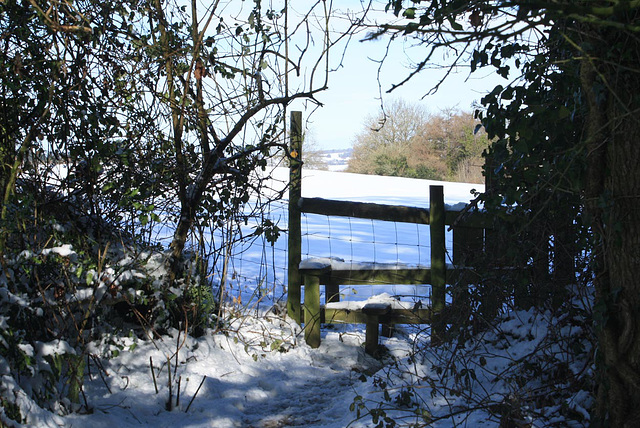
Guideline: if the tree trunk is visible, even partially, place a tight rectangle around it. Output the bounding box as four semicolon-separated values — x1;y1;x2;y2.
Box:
167;200;196;284
599;103;640;427
167;172;211;285
583;22;640;426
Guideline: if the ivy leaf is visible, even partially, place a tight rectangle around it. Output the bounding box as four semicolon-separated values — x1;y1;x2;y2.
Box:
387;1;403;17
513;138;529;154
557;105;571;119
403;8;416;19
448;17;463;31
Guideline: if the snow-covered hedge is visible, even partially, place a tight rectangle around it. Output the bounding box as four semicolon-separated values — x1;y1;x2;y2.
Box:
0;215;215;425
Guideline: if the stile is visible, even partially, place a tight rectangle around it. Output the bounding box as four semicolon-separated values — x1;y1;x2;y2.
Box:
287;112;502;354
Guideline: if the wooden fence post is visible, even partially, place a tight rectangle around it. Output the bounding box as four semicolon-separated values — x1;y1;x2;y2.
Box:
287;111;303;323
430;185;446;341
303;273;321;348
325;279;340;303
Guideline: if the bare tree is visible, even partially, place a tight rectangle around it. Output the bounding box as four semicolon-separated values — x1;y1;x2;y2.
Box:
134;0;360;283
348;100;487;181
348;98;430;177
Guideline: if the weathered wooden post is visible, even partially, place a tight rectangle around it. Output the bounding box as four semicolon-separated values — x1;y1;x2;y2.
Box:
287;111;303;323
430;185;446;342
325;279;340;303
303;273;321;348
363;304;391;355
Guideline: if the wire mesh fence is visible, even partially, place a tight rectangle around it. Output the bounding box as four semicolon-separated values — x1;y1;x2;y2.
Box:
201;194;456;310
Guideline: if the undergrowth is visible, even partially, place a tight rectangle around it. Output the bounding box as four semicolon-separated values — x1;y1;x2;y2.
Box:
349;285;595;427
0;199;217;424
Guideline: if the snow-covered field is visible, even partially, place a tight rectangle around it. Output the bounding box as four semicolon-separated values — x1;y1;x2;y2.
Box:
42;169;591;427
223;167;482;310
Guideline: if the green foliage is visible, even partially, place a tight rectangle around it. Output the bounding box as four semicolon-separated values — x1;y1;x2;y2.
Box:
0;221;92;413
349;378;431;427
348;293;594;426
372;153;410;177
0;188;219;418
374;0;591;315
0;395;24;424
352;0;617;423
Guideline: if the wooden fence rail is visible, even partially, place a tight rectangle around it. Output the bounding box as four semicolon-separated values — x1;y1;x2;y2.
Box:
298;197;489;227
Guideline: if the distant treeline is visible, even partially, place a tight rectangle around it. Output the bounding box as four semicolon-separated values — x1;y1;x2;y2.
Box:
347;100;489;183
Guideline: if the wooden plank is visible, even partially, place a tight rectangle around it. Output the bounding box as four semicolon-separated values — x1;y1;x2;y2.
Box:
287;111;303;323
322;308;370;324
380;308;432;324
300;197;431;224
300;197;491;228
362;303;392;316
325;268;432;285
298;267;479;286
322;307;432;324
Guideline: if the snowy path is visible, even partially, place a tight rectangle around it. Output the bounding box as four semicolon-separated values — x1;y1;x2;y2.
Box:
62;315;403;428
236;325;390;428
240;363;357;427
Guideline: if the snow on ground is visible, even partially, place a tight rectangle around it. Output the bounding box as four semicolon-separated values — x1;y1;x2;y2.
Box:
57;305;590;427
223;167;483;311
63;317;398;428
263;167;483;206
43;169;589;427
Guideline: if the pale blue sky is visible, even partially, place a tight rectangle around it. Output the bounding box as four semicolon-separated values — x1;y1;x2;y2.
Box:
288;3;508;151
